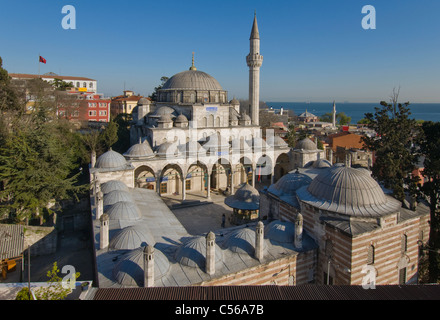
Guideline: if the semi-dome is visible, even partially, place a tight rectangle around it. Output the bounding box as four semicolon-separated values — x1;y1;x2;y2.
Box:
222;227;266;255
113;246;170;287
123;141;154;160
311;159;332;168
100;180;129;195
103;190;133;208
161;70;223;91
106;201;141;221
225;183;260;210
95;149;128;170
267;136;289;148
295;138;317;151
174;236;223;268
151;106;176;118
109;224;156;251
267;172;313;208
156;141;180;157
297;165;401;217
265;220;296;244
202;134;230;150
178;141;203;155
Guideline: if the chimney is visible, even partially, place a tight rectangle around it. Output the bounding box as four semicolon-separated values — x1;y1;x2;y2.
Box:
94;177;100;207
205;231;216;275
96;191;104;221
294;213;303;249
345;152;351;167
328;149;333;164
143;245;155;287
99;213;109;250
91;150;96;168
255;221;264;262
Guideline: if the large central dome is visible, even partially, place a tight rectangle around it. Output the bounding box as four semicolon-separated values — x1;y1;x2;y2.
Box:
161;70;223;91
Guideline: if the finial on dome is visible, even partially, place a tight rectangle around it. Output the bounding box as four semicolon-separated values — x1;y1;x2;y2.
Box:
189;52;197;71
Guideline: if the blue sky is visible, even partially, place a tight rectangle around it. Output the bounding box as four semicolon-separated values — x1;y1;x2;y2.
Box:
1;0;439;103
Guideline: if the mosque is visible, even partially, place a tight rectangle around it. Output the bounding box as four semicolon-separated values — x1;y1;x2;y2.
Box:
87;14;430;289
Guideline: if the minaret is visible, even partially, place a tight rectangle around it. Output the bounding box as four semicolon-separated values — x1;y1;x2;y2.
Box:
246;12;263;126
332;101;337;128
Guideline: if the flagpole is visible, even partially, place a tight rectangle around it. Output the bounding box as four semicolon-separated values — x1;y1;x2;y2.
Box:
38;53;40;78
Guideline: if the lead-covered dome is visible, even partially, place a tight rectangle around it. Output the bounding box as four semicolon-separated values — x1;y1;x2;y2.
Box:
123;141;155;160
101;180;129;195
295;138;317;151
161;70;223;91
296;165;401;217
267;172;313;208
225;183;260;210
113;246;170;287
109;224;156;251
174;236;223;268
95;149;128;170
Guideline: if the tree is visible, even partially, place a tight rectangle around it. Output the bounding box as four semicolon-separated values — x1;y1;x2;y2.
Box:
319;112;351;125
99;119;119;151
148;76;169;101
286;123;297;148
33;262;80;300
361;95;417;203
52;78;72;91
417;121;440;283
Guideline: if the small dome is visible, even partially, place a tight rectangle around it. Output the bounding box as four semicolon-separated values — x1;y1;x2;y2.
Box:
268;172;313;208
297;165;401;217
311;159;332;168
230;98;239;105
174;236;223;268
175;113;189;123
113;246;170;287
222;227;266;255
265;220;296;243
103;190;133;208
138;97;150;105
101;180;129;195
123;141;154;159
106;201;141;221
240;113;251;121
151;106;176;118
295;138;317;151
158;113;173;122
247;137;270;151
225;183;260;210
95;149;127;170
109;224;156;251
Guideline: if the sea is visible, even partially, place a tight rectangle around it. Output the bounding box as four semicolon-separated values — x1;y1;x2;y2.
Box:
265;102;440;124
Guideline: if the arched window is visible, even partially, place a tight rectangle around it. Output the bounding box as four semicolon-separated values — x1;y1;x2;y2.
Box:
76;82;80;87
204;94;208;103
83;82;86;88
215;116;220;127
89;82;93;88
367;245;375;265
190;93;195;103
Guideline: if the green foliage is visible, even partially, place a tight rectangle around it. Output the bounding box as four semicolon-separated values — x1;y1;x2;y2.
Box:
148;76;169;101
15;287;35;300
99;119;119;150
33;262;80;300
52;78;72;91
319;112;351;125
362;100;417;203
417;121;440;283
286;123;296;148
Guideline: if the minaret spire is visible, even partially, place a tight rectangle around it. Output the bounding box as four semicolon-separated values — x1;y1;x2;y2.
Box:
332;101;337;128
246;13;263;126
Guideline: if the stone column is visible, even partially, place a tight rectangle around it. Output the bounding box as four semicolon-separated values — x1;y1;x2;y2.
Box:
182;178;186;201
206;171;211;199
230;169;235;195
99;214;109;250
251;165;256;187
255;221;264;262
294;213;303;249
206;231;216;275
143;245;155;287
96;191;103;221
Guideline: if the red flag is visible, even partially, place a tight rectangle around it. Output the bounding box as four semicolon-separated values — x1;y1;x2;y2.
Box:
39;56;46;64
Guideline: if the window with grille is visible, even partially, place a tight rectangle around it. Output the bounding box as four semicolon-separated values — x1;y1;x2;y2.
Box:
367;245;375;265
325;239;333;258
401;234;408;253
160;183;167;194
185;179;191;191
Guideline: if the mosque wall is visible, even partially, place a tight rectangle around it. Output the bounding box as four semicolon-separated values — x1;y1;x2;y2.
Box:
93;170;135;188
198;250;316;286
